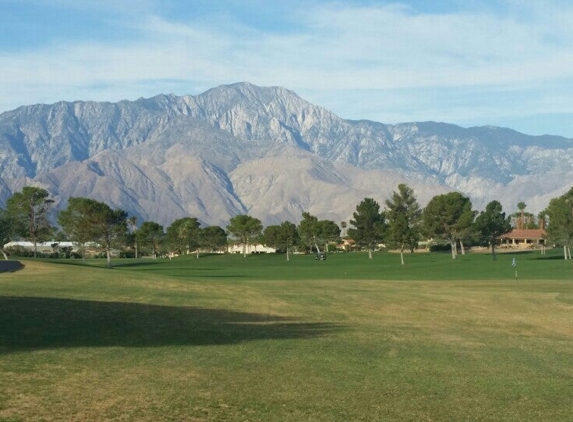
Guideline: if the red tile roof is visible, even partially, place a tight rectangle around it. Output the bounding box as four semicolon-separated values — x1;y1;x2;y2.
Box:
501;229;546;239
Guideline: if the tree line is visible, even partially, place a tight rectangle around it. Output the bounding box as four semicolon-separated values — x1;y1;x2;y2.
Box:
1;184;572;267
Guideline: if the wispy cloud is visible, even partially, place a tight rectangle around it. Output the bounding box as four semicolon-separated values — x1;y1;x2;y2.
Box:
1;1;573;135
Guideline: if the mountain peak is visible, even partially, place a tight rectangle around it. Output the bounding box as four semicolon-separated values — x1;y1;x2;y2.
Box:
1;83;573;226
197;81;302;106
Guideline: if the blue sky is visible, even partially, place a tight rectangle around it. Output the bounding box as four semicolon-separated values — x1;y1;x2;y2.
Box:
1;0;573;137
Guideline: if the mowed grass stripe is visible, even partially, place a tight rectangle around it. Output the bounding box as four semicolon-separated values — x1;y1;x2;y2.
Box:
72;248;573;281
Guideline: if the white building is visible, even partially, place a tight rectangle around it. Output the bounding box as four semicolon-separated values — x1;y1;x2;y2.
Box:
4;241;78;252
227;243;276;254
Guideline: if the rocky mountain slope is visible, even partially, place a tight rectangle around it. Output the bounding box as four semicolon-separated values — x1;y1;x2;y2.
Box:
1;82;572;226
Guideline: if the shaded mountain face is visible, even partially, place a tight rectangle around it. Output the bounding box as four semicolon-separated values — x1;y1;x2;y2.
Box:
1;82;572;227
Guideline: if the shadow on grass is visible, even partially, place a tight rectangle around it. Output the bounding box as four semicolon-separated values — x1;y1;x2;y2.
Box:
532;255;569;261
0;261;25;273
0;296;343;354
499;251;537;256
33;258;169;270
109;260;168;269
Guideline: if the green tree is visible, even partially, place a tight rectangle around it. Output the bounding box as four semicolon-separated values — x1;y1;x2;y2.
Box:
340;221;347;238
127;216;139;258
59;197;101;261
512;202;537;229
0;208;10;260
318;220;341;252
544;188;573;259
517;202;527;229
199;226;227;253
166;217;201;258
385;184;422;265
263;225;281;247
57;197;127;267
298;212;322;253
524;213;538;229
475;200;511;261
137;221;165;259
263;221;299;261
348;198;386;259
226;215;263;257
538;210;547;231
422;192;476;259
296;213;341;254
6;186;54;258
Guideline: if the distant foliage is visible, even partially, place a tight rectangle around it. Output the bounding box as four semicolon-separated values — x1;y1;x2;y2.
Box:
199;226;228;252
348;198;386;259
544;187;573;259
422;192;476;259
227;215;263;257
58;196;127;267
8;180;573;264
385;184;422;264
475;201;511;261
5;187;54;258
137;221;165;259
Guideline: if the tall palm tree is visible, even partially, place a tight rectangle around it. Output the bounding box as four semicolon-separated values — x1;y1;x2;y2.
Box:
517;202;526;229
127;216;138;258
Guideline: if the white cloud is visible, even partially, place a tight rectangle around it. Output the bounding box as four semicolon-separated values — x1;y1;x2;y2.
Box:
1;1;573;134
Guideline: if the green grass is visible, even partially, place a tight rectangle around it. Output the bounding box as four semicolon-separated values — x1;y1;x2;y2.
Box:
45;247;573;281
1;251;573;421
125;248;571;281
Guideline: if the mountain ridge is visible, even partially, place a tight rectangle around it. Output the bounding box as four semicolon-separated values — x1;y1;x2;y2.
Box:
1;82;572;226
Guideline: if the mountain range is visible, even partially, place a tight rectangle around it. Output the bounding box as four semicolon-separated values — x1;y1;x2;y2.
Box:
1;82;572;227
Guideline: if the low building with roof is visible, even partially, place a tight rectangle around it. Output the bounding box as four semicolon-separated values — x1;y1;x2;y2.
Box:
227;243;276;254
500;229;546;248
4;241;77;252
